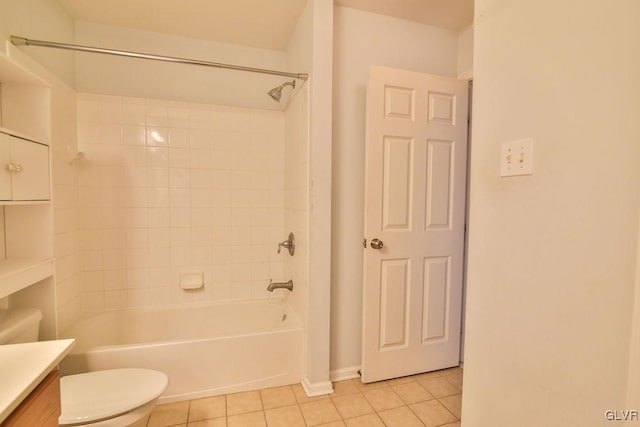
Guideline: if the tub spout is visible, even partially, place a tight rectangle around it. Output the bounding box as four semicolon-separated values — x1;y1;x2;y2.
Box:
267;279;293;292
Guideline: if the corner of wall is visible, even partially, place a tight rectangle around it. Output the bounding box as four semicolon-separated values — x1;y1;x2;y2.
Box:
305;0;334;386
456;24;474;79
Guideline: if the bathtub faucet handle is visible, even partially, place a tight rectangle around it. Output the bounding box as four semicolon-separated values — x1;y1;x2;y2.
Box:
277;232;295;256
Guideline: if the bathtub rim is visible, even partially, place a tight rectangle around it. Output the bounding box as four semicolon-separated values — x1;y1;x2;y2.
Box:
59;297;302;353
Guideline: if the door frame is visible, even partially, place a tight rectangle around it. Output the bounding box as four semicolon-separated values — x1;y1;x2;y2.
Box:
460;79;473;363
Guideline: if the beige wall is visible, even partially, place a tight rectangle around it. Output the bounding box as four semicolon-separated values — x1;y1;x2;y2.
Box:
330;5;458;376
463;1;640;425
74;21;288;111
457;25;473;78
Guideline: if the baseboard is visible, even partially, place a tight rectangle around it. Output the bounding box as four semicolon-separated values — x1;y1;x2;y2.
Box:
301;376;334;397
330;365;361;382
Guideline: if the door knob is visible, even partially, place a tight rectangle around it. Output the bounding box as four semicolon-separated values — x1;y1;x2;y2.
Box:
370;238;384;249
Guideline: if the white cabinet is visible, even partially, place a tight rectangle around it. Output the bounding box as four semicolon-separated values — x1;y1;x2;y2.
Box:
0;131;49;202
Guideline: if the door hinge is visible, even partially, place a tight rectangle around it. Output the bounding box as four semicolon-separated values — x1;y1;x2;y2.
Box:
363;238;367;248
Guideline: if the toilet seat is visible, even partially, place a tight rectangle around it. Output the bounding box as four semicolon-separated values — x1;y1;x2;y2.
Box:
59;368;168;426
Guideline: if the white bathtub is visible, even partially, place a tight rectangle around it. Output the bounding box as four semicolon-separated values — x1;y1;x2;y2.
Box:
59;300;303;402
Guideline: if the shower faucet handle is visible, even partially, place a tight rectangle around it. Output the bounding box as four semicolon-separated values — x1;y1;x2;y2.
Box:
277;232;295;256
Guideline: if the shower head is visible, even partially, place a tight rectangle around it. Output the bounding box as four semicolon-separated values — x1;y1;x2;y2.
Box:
267;80;296;102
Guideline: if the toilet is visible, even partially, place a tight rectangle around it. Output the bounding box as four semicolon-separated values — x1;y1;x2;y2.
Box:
0;308;168;427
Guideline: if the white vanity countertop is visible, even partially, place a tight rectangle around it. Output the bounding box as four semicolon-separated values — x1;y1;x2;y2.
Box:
0;339;75;423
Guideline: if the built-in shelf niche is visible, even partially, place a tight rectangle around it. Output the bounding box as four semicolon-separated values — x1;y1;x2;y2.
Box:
0;191;55;341
0;45;50;143
0;44;55;340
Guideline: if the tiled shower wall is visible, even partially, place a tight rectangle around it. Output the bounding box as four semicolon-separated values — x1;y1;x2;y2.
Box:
76;93;288;312
52;82;82;332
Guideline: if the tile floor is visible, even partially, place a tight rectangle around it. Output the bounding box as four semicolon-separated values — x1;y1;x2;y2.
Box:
136;367;463;427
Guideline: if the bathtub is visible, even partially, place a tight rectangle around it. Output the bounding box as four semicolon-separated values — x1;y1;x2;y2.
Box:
59;300;303;402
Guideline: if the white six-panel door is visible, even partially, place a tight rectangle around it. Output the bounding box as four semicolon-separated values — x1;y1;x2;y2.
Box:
362;66;468;383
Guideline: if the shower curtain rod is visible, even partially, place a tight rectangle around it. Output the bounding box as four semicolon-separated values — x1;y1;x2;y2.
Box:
10;35;309;81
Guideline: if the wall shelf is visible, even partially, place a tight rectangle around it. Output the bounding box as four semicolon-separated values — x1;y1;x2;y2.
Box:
0;126;48;147
0;42;48;86
0;44;51;145
0;258;53;300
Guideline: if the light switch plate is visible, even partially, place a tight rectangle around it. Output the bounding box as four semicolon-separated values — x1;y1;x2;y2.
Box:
500;138;533;176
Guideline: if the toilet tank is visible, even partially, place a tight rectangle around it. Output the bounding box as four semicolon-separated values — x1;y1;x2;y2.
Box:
0;308;42;344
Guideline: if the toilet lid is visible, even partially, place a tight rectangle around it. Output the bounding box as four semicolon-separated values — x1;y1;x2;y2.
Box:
59;368;168;425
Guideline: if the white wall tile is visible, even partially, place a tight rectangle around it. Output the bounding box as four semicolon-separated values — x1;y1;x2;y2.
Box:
191;191;212;209
102;249;126;270
98;98;122;123
147;167;169;187
124;208;148;228
190;170;212;189
100;228;126;249
190;129;211;148
105;290;127;309
148;267;171;287
169;188;191;207
127;268;149;288
147;147;168;167
211;228;232;247
126;228;148;248
148;228;171;247
189;149;212;169
82;291;105;312
170;208;191;227
122;124;146;145
146;126;168;147
169;148;190;168
169;168;190;188
127;288;149;307
123;146;147;167
169;128;190;147
97;123;122;145
147;188;169;208
103;269;128;290
230;282;251;300
122;102;146;125
76;93;291;313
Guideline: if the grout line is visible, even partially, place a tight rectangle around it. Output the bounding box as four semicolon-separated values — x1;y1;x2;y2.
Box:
185;399;191;425
223;394;227;419
257;388;267;426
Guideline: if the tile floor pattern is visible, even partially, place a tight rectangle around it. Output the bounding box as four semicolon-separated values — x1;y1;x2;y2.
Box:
136;367;463;427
